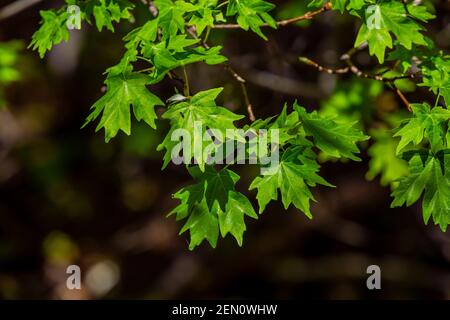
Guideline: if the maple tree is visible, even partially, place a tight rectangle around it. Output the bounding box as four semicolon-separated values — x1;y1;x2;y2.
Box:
5;0;447;249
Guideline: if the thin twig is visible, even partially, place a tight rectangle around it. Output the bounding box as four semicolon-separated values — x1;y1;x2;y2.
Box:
396;88;412;111
339;44;415;82
203;26;211;45
339;44;386;80
221;64;255;121
299;43;415;111
224;65;255;121
186;25;256;121
213;2;332;29
298;57;349;74
341;45;414;111
241;83;255;122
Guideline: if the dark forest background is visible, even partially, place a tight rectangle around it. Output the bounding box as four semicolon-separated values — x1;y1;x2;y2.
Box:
0;0;450;299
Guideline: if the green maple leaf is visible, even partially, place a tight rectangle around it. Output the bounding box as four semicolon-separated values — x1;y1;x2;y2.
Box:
154;0;188;37
83;68;164;142
421;155;450;232
218;191;257;246
92;0;133;32
226;0;277;40
123;18;159;50
394;103;450;154
141;35;227;82
423;70;450;107
388;43;449;106
391;150;450;231
420;56;450;107
389;49;450;108
294;103;369;161
387;40;434;73
355;1;433;63
187;0;220;35
391;151;432;208
249;145;334;216
157;88;244;170
355;24;392;64
170;166;257;249
29;10;69;58
268;104;302;144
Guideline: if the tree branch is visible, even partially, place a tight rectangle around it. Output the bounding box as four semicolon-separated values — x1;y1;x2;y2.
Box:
213;2;332;29
340;45;414;111
299;43;416;111
298;57;349;75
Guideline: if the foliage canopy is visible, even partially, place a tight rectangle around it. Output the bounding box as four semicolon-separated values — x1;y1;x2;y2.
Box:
17;0;450;249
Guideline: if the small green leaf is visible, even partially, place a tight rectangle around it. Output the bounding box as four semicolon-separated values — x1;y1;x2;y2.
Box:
226;0;277;40
249;145;334;216
158;88;244;170
84;69;164;142
394;103;450;154
391;150;450;231
29;10;69;58
354;1;433;63
295;103;369;161
170;166;257;249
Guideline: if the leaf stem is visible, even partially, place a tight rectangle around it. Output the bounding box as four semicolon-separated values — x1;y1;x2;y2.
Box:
434;93;441;108
203;26;211;45
224;65;255;121
137;67;154;73
182;65;191;97
217;1;229;9
137;56;152;63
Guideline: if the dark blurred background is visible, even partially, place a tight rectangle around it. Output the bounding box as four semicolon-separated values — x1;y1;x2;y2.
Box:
0;0;450;299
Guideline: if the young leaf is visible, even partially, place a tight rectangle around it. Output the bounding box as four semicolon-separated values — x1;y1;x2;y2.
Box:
354;1;433;63
420;56;450;107
157;88;244;170
187;0;220;35
29;10;69;58
154;0;188;37
391;150;450;231
249;145;333;216
83;68;164;142
294;103;369;161
170;166;257;249
394;103;450;154
226;0;277;40
92;0;133;32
